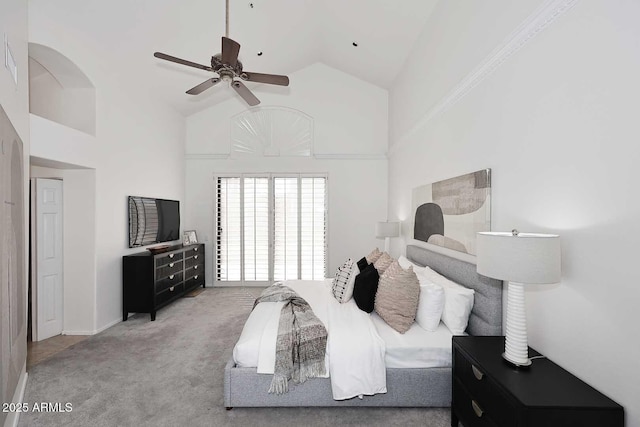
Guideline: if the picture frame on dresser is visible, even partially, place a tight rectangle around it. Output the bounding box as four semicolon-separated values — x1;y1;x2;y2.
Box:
183;230;198;245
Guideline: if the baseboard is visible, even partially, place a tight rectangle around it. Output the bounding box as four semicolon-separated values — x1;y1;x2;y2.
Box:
210;283;266;288
61;330;95;336
62;317;121;336
4;362;28;427
93;318;121;335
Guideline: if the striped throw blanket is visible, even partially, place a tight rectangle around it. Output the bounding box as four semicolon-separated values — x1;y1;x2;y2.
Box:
254;284;328;394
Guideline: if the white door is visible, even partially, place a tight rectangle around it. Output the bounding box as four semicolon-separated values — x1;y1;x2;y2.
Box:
32;178;64;341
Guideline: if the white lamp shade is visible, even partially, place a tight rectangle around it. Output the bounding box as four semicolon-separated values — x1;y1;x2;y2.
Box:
375;221;400;239
476;231;561;284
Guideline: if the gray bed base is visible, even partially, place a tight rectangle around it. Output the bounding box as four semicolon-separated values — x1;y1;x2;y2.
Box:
224;244;502;408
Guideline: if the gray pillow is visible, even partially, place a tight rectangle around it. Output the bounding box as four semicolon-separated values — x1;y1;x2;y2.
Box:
374;261;420;334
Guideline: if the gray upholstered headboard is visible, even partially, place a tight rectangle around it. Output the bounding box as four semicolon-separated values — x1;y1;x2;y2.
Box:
406;245;503;336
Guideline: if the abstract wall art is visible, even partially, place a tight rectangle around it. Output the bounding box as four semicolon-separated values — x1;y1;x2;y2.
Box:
1;103;26;426
411;169;491;255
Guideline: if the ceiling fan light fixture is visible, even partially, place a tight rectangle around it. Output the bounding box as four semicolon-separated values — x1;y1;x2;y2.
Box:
153;0;289;106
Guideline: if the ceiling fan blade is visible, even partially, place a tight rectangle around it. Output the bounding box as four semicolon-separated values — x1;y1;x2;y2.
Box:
186;78;221;95
232;80;260;106
154;52;212;71
221;37;241;67
241;71;289;86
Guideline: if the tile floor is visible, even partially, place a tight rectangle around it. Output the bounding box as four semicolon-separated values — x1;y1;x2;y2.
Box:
27;335;89;368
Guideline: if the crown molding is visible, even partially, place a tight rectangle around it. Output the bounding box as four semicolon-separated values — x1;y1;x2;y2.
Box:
389;0;580;157
185;153;387;160
185;153;230;160
313;153;387;160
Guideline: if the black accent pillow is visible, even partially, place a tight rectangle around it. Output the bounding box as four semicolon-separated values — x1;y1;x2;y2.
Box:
357;257;369;271
352;264;380;313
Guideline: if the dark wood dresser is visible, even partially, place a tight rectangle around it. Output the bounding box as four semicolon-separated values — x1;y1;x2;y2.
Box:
123;243;205;321
452;336;623;427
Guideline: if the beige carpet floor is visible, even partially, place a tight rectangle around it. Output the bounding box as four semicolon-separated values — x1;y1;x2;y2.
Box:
19;287;451;427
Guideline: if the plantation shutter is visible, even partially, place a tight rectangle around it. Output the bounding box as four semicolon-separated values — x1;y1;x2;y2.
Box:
243;177;269;281
216;177;241;281
300;177;326;280
216;174;327;283
273;177;299;281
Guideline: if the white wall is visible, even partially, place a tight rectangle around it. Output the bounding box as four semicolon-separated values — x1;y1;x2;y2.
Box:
0;1;29;139
388;0;640;425
0;0;29;425
29;3;186;331
186;63;388;285
31;114;97;168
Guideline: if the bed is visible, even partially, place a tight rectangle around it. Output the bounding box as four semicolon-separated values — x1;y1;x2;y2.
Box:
223;244;503;408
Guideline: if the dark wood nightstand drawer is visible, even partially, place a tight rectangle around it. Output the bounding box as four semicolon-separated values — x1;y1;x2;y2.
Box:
454;349;516;427
453;379;499;427
452;337;624;427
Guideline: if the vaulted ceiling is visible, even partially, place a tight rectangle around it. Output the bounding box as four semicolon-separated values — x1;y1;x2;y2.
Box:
29;0;439;116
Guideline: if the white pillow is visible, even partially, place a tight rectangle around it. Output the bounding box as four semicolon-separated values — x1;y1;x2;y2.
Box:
398;255;426;275
331;259;356;303
344;263;360;300
420;266;474;335
415;274;445;332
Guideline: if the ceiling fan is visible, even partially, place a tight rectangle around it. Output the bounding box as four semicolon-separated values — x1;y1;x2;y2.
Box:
153;0;289;106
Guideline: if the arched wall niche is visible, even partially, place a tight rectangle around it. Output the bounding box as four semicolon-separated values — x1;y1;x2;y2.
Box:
28;43;96;136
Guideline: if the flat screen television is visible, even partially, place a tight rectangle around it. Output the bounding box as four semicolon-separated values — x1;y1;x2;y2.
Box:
128;196;180;248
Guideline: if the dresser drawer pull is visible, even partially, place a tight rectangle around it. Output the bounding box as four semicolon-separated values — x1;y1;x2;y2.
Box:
471;400;484;418
472;365;484;380
169;274;175;280
169;286;175;292
194;275;198;279
169;253;174;258
194;265;198;270
194;247;198;252
169;262;174;268
194;255;198;260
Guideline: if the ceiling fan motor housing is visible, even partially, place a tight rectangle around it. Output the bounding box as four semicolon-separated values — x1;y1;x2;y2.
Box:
211;54;243;76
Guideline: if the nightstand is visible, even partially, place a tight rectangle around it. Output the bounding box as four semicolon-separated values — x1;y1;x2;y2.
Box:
452;336;623;427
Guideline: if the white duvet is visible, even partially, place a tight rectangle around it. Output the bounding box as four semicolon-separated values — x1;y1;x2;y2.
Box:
232;280;387;400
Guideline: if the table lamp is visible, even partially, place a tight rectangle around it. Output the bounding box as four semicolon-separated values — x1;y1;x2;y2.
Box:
476;230;561;367
375;221;400;253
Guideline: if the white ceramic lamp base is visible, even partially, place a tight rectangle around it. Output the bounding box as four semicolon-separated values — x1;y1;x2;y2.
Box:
383;237;391;253
503;282;531;367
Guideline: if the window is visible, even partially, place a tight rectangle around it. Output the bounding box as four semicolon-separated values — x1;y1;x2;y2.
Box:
216;175;327;284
